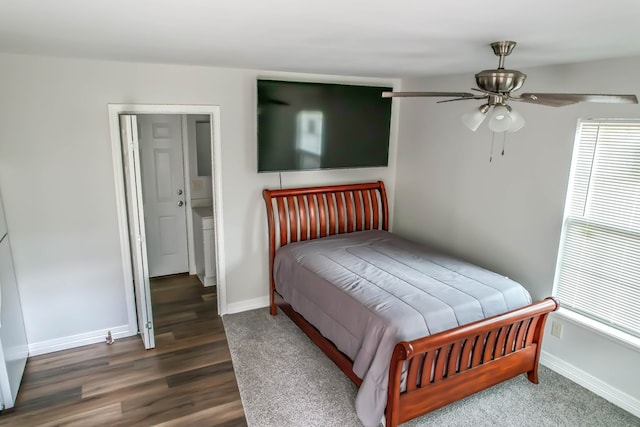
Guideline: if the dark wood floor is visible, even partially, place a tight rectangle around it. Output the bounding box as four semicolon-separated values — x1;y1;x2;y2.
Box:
0;274;247;426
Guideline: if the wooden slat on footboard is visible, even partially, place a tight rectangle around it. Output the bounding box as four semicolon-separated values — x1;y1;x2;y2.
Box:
386;297;559;427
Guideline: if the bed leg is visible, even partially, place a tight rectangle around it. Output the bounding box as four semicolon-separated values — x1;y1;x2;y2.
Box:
527;304;555;384
270;292;277;316
386;415;398;427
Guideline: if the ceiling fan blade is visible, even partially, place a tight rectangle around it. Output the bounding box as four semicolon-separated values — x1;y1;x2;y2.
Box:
437;96;488;104
515;93;639;107
381;91;475;99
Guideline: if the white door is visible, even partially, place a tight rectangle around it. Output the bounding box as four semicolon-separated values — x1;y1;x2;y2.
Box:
0;235;29;409
120;115;155;349
137;115;189;277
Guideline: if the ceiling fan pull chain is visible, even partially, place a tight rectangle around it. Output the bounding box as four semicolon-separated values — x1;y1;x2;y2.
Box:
502;132;507;156
489;132;496;162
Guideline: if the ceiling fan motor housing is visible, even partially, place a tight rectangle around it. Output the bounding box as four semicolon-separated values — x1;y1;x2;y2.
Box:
475;69;527;95
476;40;526;97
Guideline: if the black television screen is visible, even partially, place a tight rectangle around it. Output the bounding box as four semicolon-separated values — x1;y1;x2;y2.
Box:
257;80;392;172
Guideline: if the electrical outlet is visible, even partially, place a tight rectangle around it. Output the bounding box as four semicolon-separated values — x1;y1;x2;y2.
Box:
551;321;563;338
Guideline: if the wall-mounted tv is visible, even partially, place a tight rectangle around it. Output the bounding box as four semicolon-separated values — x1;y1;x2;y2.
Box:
257;80;392;172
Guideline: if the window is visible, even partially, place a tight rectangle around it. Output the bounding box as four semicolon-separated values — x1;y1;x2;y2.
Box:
554;120;640;339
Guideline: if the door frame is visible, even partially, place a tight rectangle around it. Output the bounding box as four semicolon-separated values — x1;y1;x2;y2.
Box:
108;104;227;339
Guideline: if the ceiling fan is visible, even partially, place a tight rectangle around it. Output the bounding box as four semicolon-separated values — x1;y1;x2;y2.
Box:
382;41;639;132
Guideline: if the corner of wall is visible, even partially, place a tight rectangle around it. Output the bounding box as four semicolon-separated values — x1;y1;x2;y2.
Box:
224;296;269;315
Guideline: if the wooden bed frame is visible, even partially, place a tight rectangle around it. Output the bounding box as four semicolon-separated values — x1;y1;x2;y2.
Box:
263;181;559;427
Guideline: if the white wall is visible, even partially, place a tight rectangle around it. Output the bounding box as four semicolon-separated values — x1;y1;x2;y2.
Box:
393;56;640;414
0;53;398;352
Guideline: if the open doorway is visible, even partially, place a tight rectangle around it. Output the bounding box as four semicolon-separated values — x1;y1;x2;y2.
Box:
108;105;226;350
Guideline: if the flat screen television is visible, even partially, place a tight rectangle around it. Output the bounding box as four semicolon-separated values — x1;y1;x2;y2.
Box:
257;80;392;172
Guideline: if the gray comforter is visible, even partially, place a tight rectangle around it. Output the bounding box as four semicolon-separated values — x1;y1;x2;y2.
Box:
273;230;532;426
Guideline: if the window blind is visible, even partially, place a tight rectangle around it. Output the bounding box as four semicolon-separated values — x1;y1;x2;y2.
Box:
555;120;640;338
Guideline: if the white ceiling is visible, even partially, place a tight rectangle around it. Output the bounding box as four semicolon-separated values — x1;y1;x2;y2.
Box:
2;0;640;78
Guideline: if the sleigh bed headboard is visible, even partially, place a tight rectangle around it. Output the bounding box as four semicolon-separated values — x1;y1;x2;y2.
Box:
262;181;389;310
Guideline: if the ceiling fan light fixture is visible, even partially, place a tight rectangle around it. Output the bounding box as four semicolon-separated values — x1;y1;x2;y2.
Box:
488;105;512;132
507;107;526;133
461;104;490;131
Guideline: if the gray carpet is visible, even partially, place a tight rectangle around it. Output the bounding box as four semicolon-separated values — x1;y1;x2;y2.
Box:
223;308;639;427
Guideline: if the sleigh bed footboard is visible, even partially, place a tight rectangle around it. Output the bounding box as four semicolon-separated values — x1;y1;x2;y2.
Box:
386;297;559;427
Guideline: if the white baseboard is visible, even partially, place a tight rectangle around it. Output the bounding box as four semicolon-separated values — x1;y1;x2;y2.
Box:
197;273;216;287
28;325;134;356
225;296;269;315
541;350;640;418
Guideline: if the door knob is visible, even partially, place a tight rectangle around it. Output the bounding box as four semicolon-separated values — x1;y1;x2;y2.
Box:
177;189;183;195
178;201;184;207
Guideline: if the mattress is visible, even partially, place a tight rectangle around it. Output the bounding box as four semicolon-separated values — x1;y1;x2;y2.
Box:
273;230;532;427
